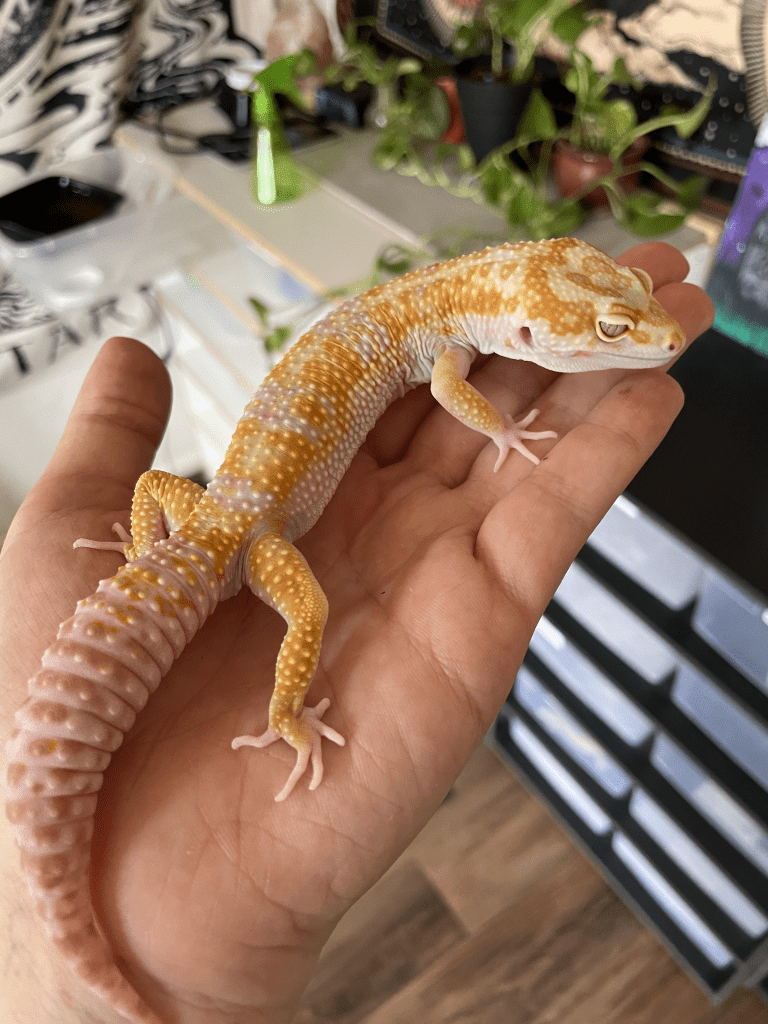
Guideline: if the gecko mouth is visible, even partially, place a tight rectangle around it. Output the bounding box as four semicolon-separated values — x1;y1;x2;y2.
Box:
563;346;676;362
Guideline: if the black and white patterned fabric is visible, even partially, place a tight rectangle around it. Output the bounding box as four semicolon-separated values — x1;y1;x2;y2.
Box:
0;0;256;390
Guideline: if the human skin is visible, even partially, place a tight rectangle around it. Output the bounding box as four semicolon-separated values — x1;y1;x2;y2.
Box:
0;242;714;1023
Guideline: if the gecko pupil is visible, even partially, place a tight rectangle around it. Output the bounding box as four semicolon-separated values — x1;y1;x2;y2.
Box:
599;321;628;338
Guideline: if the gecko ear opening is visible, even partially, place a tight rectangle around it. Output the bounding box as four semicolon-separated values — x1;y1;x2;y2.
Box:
630;267;654;293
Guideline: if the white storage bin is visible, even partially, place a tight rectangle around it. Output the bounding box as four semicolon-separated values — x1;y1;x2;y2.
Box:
612;833;734;968
515;667;632;798
692;567;768;694
629;790;768;937
0;148;215;324
589;495;705;610
651;735;768;877
555;562;679;684
671;663;768;791
529;618;654;746
508;716;613;835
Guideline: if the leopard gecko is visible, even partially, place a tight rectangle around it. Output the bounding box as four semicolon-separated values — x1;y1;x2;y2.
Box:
4;237;685;1023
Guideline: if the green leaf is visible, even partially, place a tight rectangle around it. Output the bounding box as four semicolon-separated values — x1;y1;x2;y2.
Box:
376;245;416;275
506;0;574;36
372;131;411;170
603;97;638;141
535;197;586;238
674;173;708;208
550;1;592;43
249;297;269;328
456;143;476;171
663;74;716;138
452;23;487;57
609;73;716;160
564;52;602;107
620;208;688;236
254;51;313;110
609;57;637;87
506;177;539;226
399;77;449;140
498;0;541;37
264;325;292;352
293;48;316;79
616;190;686;236
396;58;422;76
517;88;558;142
563;67;580;95
479;152;527;206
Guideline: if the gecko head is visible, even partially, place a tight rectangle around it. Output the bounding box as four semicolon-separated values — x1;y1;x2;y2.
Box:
493;241;686;373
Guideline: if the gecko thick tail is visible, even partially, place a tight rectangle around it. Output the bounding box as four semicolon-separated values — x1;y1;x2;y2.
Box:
4;534;221;1024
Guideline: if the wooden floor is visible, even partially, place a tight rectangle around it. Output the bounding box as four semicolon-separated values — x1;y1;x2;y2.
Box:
297;747;768;1024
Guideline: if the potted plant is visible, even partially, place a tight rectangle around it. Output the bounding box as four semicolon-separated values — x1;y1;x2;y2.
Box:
551;47;716;229
474;90;585;240
451;0;590;161
553;52;645;206
323;19;423;131
324;21;477;184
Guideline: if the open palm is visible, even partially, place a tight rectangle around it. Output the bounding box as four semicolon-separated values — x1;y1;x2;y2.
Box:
0;242;714;1023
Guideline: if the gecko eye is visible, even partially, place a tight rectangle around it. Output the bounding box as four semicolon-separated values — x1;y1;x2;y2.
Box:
596;317;634;342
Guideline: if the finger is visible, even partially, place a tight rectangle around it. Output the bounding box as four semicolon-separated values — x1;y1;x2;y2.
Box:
0;339;170;679
653;281;715;359
615;240;690;287
475;368;684;619
40;337;171;512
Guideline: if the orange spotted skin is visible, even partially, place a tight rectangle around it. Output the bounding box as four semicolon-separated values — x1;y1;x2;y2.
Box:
3;238;685;1024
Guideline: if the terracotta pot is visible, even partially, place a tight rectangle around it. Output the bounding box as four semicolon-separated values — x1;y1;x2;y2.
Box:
436;77;465;145
553;137;648;208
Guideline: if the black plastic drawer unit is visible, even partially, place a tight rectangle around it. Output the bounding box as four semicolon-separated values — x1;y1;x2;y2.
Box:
490;493;768;1003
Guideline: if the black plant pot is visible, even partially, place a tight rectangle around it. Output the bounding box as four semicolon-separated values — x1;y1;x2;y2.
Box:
455;69;532;163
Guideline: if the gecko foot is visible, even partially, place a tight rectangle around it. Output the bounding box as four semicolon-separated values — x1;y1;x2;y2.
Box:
73;522;133;553
491;409;557;471
232;698;345;802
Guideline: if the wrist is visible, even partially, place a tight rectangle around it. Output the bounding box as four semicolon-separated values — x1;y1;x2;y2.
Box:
0;818;326;1024
0;852;103;1024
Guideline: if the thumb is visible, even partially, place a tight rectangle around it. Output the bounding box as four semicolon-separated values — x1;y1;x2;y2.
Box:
0;338;170;684
33;336;172;515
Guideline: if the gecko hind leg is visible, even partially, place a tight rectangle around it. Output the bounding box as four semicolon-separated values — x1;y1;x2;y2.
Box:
73;469;205;559
73;521;132;553
232;532;345;802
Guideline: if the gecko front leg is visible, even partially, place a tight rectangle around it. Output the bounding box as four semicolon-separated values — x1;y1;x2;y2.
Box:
430;345;557;470
232;532;345;801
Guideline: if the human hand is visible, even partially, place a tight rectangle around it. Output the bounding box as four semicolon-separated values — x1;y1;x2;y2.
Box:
0;242;714;1023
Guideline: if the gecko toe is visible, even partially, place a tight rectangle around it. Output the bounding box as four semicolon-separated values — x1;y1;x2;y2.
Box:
232;699;345;800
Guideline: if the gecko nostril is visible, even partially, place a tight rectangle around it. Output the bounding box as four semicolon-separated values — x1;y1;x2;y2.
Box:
519;326;532;346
